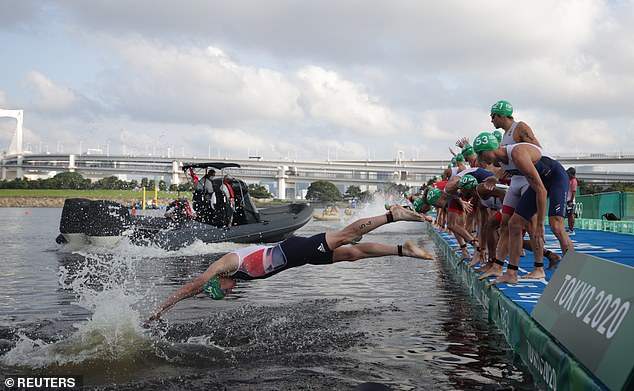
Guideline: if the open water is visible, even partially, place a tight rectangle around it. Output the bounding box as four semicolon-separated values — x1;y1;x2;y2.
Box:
0;204;537;390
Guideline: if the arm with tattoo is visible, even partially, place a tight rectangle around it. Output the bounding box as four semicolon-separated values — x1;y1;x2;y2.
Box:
515;122;542;147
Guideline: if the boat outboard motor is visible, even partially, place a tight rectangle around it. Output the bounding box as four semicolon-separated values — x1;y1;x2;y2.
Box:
58;198;93;246
85;200;131;247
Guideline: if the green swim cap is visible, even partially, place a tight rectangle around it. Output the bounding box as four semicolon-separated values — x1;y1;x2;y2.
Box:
455;153;465;163
447;163;452;168
491;100;513;116
412;197;424;213
426;188;442;205
473;132;500;153
451;156;457;165
433;175;440;180
203;276;225;300
461;143;475;157
493;130;503;143
459;174;478;189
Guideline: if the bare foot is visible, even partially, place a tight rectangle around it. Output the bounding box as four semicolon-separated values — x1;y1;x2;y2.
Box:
492;273;519;285
477;261;493;273
403;240;434;259
521;269;546;279
546;252;561;270
467;252;485;267
389;205;425;222
479;266;504;280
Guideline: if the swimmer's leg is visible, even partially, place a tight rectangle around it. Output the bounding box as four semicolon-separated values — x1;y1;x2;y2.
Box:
333;240;433;261
325;205;427;250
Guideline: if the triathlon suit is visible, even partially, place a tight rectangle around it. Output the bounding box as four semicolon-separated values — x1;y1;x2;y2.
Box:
449;167;460;179
230;233;334;280
436;177;464;215
456;167;495;183
477;184;508;223
500;121;530;216
502;121;518;145
431;180;450;214
446;168;494;215
456;168;495;216
499;143;568;220
433;180;447;191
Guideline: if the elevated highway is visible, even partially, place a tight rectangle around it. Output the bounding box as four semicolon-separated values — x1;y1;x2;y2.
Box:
2;152;633;199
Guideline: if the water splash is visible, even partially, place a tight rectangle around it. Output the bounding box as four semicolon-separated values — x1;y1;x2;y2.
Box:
1;252;152;368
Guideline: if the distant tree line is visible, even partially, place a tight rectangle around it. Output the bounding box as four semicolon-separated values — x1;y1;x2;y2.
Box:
0;172;194;192
577;180;634;195
3;172;631;201
305;181;410;203
0;171;275;198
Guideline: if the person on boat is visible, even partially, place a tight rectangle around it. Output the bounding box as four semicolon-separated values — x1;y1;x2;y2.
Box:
145;205;434;323
192;169;215;193
221;175;237;226
190;169;217;224
473;132;573;284
164;197;197;223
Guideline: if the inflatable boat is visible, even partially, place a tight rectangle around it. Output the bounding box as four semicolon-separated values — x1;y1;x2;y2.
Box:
55;163;314;250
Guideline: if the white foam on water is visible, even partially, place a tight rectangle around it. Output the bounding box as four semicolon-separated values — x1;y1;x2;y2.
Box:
2;234;260;368
1;252;154;368
61;233;249;259
184;335;228;352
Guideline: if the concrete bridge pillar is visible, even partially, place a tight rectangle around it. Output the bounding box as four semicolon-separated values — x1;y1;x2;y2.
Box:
68;154;76;172
277;166;288;200
171;161;181;185
16;155;23;179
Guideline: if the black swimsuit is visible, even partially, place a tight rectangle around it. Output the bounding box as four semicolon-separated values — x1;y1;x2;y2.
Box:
232;233;334;280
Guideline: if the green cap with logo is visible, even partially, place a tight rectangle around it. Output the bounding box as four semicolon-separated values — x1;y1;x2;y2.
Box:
459;174;478;189
473;132;500;153
412;197;424;213
493;130;503;143
461;143;475;157
203;276;225;300
451;156;457;165
491;100;513;116
426;188;442;205
455;153;465;162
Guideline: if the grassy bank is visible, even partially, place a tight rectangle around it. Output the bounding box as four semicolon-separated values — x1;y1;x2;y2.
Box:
0;189;180;199
0;189;181;208
0;189;293;208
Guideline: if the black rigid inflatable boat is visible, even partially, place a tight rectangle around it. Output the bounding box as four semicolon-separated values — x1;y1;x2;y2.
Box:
55;163;314;250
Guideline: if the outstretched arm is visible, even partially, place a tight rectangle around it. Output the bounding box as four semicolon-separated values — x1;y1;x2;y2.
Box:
145;253;240;323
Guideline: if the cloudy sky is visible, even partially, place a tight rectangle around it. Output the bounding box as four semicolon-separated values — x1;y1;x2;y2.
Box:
1;1;633;161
